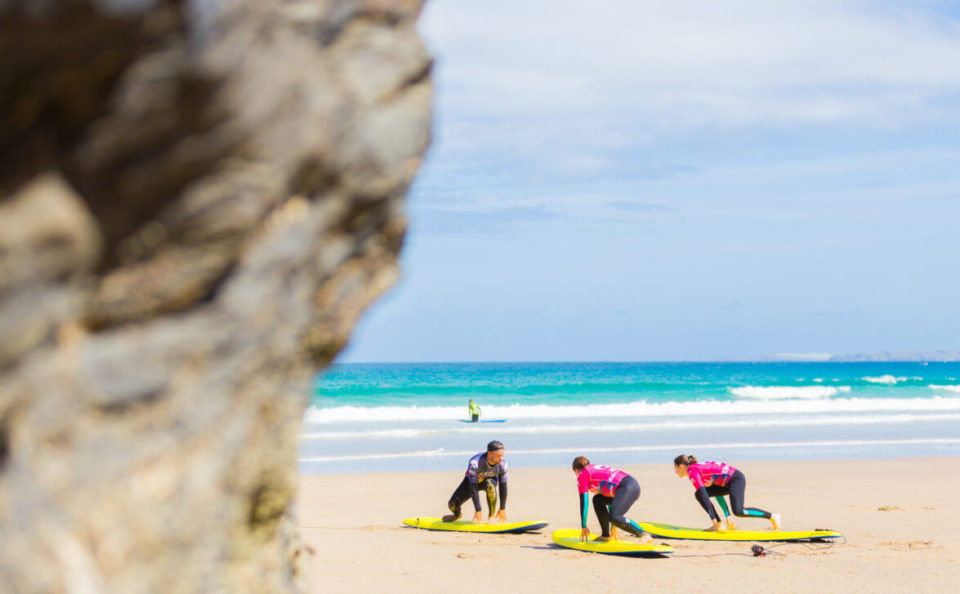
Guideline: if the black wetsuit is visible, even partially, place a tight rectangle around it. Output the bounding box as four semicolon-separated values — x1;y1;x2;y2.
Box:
448;452;508;518
579;475;645;538
696;470;771;521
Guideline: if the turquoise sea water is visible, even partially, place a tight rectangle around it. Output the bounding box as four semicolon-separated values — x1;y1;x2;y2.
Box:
301;362;960;473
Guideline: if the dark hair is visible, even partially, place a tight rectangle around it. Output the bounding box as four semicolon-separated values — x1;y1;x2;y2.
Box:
572;456;590;472
487;440;504;452
673;454;698;466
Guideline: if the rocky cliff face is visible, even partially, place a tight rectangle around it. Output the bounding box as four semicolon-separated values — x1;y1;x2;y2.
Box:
0;1;432;591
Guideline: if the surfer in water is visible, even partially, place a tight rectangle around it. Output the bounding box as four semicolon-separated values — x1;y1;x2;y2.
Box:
468;399;481;422
673;455;781;531
443;440;508;525
572;456;651;543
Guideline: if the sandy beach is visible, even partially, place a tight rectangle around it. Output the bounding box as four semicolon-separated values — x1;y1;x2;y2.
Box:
300;456;959;593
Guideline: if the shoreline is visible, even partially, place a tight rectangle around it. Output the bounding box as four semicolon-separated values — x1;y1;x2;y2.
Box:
299;456;960;592
299;442;960;475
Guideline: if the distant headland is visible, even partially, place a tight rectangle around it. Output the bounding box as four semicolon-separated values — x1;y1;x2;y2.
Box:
762;351;960;362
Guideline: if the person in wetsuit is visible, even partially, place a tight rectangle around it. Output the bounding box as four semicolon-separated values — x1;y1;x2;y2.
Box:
572;456;652;543
673;454;781;531
443;440;508;524
468;399;481;422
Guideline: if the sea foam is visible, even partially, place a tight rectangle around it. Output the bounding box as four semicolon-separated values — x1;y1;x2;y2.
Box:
729;385;850;399
303;395;960;424
864;375;904;384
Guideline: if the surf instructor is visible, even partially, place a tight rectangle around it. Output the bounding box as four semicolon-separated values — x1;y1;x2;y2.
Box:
443;441;508;525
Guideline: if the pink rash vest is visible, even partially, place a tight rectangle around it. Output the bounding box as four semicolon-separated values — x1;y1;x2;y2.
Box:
576;464;628;498
685;461;736;490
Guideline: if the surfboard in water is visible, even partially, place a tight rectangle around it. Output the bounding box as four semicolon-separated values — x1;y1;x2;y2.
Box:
552;529;673;555
636;522;842;542
457;419;506;423
402;517;547;533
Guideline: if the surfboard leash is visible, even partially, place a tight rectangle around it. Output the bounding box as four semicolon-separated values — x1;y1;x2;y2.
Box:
671;537;843;559
762;537;845;555
749;545;783;557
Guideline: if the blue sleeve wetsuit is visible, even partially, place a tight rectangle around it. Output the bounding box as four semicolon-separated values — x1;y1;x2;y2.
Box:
447;453;508;517
467;454;508;511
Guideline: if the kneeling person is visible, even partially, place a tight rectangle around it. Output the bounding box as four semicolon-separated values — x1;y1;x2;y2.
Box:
443;440;508;525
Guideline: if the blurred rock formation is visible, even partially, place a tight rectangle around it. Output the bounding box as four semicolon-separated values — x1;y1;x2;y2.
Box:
0;0;431;591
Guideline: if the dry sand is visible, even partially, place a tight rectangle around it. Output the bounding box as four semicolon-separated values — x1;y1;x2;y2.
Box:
299;457;960;593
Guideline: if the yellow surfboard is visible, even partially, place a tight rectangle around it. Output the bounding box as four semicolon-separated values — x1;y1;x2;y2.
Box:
552;529;674;555
636;522;842;542
402;517;548;533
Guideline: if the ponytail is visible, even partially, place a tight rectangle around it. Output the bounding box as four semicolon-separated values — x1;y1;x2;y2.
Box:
673;454;698;467
572;456;590;473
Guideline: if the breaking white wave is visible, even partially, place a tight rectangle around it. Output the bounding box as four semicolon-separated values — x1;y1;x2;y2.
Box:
930;384;960;393
303;395;960;424
864;375;904;384
729;386;850;399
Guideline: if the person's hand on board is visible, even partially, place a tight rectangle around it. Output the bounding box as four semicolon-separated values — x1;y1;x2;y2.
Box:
473;511;483;525
579;527;591;542
494;509;506;524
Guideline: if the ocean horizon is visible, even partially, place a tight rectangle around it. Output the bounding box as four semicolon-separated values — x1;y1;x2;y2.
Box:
300;361;960;474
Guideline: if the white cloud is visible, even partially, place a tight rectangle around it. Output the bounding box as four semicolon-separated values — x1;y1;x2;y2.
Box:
420;0;960;127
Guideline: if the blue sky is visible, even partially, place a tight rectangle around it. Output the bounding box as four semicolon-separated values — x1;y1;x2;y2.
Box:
339;0;960;362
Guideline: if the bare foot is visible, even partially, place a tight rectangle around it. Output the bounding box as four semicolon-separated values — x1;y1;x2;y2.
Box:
637;533;653;544
595;536;613;542
441;514;460;523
